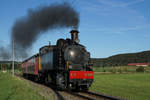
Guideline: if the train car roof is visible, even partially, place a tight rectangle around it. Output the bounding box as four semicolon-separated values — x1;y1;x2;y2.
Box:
22;53;39;63
39;45;56;50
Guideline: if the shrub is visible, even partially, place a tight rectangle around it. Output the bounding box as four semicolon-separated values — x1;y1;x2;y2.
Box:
123;66;128;72
136;66;145;72
108;67;117;73
118;68;122;73
109;68;113;73
103;69;106;72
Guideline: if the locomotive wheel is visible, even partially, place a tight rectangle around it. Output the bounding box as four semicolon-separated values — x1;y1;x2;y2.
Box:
81;86;89;91
56;74;66;90
45;77;48;85
38;74;44;84
67;83;80;91
44;74;52;85
35;77;39;82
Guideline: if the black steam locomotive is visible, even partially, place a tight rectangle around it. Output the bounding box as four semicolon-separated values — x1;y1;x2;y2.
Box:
22;30;94;90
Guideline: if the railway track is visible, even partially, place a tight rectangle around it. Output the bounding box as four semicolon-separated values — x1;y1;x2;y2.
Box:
15;73;123;100
65;90;122;100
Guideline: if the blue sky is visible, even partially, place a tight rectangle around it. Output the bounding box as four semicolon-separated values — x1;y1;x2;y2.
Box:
0;0;150;58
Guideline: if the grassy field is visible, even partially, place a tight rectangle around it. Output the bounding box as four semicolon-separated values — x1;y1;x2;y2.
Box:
0;71;54;100
1;68;150;100
90;73;150;100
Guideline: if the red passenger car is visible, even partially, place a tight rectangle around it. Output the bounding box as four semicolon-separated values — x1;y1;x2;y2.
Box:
22;54;39;76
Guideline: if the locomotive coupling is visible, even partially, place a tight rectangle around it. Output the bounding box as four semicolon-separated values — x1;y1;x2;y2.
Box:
70;30;80;43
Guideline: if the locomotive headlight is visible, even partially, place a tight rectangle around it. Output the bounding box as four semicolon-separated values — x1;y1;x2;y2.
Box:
70;51;74;56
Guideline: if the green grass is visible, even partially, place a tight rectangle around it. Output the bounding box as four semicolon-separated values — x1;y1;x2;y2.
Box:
90;73;150;100
0;71;54;100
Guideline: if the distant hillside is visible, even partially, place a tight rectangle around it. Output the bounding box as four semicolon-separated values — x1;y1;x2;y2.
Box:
0;61;21;64
0;61;12;64
91;50;150;67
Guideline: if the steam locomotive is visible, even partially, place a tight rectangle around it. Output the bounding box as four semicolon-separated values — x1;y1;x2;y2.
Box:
22;30;94;90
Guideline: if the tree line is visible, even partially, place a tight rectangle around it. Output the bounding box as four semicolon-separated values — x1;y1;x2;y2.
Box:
1;50;150;69
0;61;21;71
90;50;150;67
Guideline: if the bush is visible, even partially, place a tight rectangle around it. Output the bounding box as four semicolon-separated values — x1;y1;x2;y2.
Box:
109;68;113;73
117;68;122;73
136;66;145;72
107;67;117;73
103;69;106;72
123;67;128;72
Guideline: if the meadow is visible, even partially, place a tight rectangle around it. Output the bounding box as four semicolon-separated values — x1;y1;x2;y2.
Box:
90;73;150;100
0;71;54;100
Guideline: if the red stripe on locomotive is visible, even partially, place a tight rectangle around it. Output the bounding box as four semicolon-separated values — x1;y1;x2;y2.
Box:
70;71;94;79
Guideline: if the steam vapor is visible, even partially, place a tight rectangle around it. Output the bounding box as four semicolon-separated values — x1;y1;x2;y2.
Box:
11;3;79;59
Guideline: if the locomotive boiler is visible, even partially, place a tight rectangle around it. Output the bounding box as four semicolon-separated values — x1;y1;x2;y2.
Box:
22;30;94;90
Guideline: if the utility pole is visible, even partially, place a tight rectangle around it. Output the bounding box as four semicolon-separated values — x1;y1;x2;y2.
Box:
48;41;51;46
12;39;14;76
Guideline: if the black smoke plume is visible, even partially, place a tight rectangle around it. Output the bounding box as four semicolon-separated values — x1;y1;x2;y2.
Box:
0;46;11;60
11;3;79;59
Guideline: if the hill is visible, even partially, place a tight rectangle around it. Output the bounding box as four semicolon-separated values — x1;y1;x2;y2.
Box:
91;50;150;67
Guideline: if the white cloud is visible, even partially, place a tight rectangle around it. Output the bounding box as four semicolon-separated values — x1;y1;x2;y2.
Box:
80;0;145;17
0;40;7;42
79;0;148;35
82;23;150;35
97;0;144;7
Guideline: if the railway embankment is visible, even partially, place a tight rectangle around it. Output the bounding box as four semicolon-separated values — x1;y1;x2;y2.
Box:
0;72;55;100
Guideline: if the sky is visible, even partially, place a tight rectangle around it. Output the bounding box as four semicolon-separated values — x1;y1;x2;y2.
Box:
0;0;150;58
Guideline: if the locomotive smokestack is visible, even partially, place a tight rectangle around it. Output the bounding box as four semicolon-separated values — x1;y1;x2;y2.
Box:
70;30;79;43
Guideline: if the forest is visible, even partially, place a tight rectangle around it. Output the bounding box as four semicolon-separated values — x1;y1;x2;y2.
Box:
91;50;150;67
